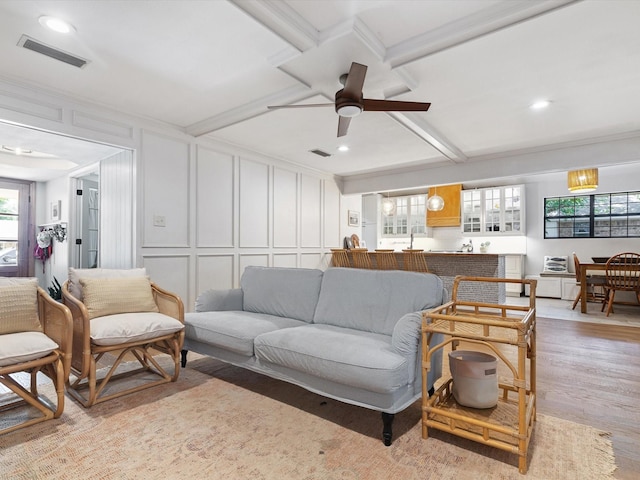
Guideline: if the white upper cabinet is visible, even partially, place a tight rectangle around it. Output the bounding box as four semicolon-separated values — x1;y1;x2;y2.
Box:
462;185;525;235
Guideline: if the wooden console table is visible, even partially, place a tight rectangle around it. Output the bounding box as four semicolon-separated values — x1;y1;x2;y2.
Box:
422;276;537;474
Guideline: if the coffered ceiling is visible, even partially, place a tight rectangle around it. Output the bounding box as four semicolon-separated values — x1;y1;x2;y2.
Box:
0;0;638;184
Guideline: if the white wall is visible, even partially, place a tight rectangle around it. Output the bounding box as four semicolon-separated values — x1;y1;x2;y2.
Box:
523;164;640;275
36;175;69;290
0;78;343;310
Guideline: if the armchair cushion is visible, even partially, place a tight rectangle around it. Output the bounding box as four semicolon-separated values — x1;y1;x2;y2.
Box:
90;312;184;346
68;267;147;300
0;331;58;367
80;276;159;319
0;279;42;334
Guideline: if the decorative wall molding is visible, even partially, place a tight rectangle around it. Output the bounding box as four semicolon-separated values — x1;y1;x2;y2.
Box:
72;111;134;140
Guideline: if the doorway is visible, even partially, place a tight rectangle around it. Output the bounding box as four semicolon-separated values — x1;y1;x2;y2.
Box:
0;178;33;277
73;172;100;269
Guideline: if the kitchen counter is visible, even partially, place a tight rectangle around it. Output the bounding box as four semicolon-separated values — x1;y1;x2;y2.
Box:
362;251;507;303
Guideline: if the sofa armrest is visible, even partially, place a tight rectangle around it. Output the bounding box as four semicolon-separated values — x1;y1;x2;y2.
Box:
195;288;243;312
391;312;421;356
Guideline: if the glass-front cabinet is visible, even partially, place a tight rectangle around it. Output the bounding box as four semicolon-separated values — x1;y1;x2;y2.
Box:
462;185;525;235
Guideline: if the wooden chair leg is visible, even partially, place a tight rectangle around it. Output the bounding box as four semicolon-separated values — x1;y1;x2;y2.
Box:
571;290;581;310
605;291;615;316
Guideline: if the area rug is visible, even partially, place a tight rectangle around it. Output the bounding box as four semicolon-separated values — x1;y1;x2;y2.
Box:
0;357;616;480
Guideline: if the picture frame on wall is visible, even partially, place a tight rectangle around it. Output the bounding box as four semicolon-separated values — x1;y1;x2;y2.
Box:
51;200;61;221
348;210;360;227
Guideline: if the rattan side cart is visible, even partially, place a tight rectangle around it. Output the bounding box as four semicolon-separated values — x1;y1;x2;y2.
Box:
421;275;537;474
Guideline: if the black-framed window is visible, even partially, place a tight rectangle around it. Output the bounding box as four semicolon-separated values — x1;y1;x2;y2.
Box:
544;191;640;238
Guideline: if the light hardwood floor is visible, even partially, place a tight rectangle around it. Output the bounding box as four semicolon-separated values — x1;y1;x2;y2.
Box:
534;316;640;479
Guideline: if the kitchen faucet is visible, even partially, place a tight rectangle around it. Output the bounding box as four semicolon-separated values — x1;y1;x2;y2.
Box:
409;227;415;249
461;239;473;252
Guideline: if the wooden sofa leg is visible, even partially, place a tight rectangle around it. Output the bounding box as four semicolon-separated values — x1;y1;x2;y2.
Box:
180;349;188;368
382;412;394;446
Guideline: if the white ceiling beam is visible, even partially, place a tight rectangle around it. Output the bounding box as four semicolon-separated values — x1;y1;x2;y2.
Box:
386;0;579;68
387;112;467;163
185;84;313;137
230;0;319;51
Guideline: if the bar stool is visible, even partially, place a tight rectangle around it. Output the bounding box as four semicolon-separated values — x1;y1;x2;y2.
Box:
330;249;351;267
351;248;373;269
402;249;429;273
375;249;398;270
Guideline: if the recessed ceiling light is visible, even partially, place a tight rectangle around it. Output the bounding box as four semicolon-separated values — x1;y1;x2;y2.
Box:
530;100;551;110
338;145;349;152
38;15;76;34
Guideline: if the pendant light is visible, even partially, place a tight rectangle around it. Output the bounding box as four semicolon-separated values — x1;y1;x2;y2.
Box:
567;168;598;193
381;193;396;216
427;186;445;211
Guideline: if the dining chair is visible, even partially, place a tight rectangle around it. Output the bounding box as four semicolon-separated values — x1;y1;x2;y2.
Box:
571;252;606;310
402;249;429;272
330;248;351;267
374;249;398;270
601;252;640;316
351;248;373;269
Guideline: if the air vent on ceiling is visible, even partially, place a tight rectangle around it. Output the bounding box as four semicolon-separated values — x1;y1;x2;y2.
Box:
309;149;331;158
18;35;88;68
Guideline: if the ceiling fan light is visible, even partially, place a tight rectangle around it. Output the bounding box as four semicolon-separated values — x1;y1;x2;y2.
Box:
337;105;362;117
427;194;445;211
568;168;598;193
381;197;396;216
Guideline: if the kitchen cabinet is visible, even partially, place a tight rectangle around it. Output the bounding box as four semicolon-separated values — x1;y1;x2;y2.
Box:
462;185;524;235
426;184;461;227
505;254;524;296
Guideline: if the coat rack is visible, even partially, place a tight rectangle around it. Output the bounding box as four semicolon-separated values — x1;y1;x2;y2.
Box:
38;222;68;243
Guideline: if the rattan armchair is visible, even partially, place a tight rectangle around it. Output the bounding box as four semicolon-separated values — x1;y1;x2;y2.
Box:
0;279;72;435
61;269;185;407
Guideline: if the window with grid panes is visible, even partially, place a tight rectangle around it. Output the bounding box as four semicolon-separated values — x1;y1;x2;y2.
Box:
544;191;640;238
381;195;427;236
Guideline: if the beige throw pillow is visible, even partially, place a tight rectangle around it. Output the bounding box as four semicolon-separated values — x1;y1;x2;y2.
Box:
80;276;159;320
0;279;42;334
68;267;148;301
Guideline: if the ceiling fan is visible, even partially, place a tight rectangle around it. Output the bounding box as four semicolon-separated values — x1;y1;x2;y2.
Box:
268;62;431;137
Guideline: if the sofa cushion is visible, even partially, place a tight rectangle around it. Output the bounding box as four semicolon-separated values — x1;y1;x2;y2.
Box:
68;267;148;301
241;266;323;323
254;324;408;394
80;276;159;320
90;312;183;346
313;268;444;335
185;311;308;357
0;279;42;334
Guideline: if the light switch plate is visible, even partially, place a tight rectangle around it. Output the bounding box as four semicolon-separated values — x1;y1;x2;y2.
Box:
153;215;166;227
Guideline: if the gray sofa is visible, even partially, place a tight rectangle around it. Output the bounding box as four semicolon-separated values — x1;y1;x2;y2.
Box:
181;266;446;445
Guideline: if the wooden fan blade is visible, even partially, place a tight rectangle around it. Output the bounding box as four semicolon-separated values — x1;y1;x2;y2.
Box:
362;99;431;112
342;62;367;99
337;116;351;137
267;103;334;109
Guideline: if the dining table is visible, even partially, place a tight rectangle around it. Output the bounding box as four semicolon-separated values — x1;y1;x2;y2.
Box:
579;257;640;313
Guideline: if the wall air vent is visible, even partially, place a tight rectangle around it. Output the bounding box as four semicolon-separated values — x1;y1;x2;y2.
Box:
18;35;88;68
309;149;331;158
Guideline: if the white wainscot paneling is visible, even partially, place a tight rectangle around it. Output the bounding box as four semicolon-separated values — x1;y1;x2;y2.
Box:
239;254;269;279
197;147;234;247
273;253;297;268
196;254;234;293
142;131;190;247
324;179;341;248
300;253;323;269
301;174;321;248
239;158;269;248
273;167;297;248
143;255;190;308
